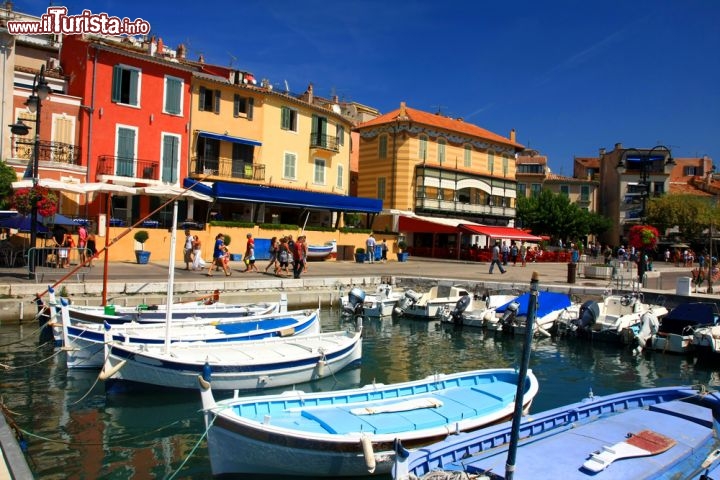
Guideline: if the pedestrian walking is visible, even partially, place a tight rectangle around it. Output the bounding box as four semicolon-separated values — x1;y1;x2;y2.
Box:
191;235;206;270
366;234;376;264
207;233;231;277
265;236;279;274
489;242;506;274
380;239;388;263
242;233;259;273
183;229;194;270
292;236;304;279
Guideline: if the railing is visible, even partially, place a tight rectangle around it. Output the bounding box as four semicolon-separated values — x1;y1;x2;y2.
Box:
96;155;160;181
415;197;516;218
309;134;340;152
190;156;266;181
12;139;81;165
26;247;91;283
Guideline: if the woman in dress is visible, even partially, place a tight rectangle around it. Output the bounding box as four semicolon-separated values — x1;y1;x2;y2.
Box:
265;236;279;274
191;235;206;270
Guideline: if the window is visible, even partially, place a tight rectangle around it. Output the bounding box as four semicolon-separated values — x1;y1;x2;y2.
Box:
115;125;137;177
517;164;546;174
281;106;298;132
580;185;590;202
416;185;426;198
336;125;345;147
438;139;446;164
517;183;527;197
502;156;509;176
379;134;388;159
419;135;428;161
161;134;180;183
336;164;344;189
377;177;386;201
531;183;541;198
683;166;703;176
314;158;326;185
488;151;494;174
464;144;472;167
199;86;220;113
111;64;140;107
283;152;297;179
163;75;183;115
560;185;569;196
233;94;254;119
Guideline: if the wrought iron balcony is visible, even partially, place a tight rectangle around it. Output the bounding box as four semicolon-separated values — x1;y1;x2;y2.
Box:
96;155;161;181
309;134;340;152
190;156;266;181
12;139;81;165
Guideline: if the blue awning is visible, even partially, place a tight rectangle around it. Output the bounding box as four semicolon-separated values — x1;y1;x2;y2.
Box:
197;131;262;147
183;179;382;213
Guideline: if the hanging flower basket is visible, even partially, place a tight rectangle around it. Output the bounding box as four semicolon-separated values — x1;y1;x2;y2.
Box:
11;186;58;217
628;225;659;251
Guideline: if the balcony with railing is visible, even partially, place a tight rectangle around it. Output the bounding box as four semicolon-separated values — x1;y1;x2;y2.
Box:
309;133;340;153
12;139;81;165
96;155;160;181
190;156;266;181
415;197;516;218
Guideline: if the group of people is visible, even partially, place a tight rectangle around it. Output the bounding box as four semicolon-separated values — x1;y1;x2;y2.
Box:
264;234;308;279
48;223;97;268
183;229;208;272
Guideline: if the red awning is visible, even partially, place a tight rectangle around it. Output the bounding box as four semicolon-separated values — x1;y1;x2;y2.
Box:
399;216;460;233
460;224;542;241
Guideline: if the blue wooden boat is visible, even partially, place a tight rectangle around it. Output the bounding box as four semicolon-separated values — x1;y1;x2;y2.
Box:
393;385;720;480
199;368;539;477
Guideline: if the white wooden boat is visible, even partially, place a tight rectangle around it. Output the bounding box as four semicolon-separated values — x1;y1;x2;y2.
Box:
307;240;335;259
101;317;362;391
57;299;321;369
692;324;720;360
393;284;473;320
444;292;520;328
393;385;720;480
199;368;538;477
342;285;403;317
555;291;668;344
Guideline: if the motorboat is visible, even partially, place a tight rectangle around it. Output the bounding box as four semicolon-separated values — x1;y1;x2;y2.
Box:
637;302;720;354
393;385;720;480
491;291;574;337
342;284;403;317
393;284;473;320
199;368;538;477
440;289;519;328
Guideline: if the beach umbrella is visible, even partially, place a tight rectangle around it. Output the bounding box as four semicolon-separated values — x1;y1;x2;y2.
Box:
0;214;49;233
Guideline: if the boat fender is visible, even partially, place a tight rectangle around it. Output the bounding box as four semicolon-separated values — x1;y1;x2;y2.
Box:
361;435;376;473
536;325;552;338
99;360;126;380
316;360;326;377
202;361;212;383
355;316;363;331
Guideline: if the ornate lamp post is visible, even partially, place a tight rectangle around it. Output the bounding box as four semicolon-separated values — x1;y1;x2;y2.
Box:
8;65;50;279
616;145;675;224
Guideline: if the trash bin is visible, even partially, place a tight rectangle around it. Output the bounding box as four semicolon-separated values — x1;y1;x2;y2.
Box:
567;262;577;284
676;277;692;296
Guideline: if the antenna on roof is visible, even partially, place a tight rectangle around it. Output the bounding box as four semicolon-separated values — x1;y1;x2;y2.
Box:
227;52;237;68
431;105;447;115
284;80;290;92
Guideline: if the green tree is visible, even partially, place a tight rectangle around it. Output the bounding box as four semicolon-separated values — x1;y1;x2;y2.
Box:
0;160;18;209
646;193;716;241
516;189;592;242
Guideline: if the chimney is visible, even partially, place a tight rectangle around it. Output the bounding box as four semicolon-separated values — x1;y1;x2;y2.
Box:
198;54;204;64
148;35;157;56
305;83;314;103
176;44;186;59
614;142;623;151
509;128;516;143
599;147;606;156
156;37;164;56
399;101;406;117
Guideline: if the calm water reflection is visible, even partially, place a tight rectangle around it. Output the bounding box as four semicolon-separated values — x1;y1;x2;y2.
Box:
1;307;718;479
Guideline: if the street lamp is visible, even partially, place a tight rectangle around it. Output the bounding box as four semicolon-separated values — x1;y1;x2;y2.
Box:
616;145;675;224
8;64;50;279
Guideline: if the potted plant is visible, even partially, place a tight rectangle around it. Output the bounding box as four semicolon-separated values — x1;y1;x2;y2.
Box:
397;241;409;262
134;230;151;264
354;247;366;263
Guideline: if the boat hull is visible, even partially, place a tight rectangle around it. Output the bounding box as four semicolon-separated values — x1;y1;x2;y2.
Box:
201;368;538;477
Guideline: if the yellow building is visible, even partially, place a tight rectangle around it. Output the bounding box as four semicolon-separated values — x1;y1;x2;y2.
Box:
187;71;377;227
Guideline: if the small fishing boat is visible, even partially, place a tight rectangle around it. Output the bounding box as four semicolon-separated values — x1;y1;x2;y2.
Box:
638;302;720;354
393;284;473;320
440;289;520;328
342;284;404;317
307;240;336;260
101;317;361;391
555;290;668;343
393;385;720;480
198;368;538;477
57;299;321;369
692;324;720;360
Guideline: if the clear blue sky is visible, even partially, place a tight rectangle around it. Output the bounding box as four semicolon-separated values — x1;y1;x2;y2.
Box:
19;0;720;175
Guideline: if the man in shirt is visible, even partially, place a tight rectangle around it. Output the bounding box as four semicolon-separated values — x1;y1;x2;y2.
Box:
489;242;506;274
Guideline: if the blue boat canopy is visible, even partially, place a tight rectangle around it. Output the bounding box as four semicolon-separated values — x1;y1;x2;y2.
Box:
183;179;382;213
197;131;262;147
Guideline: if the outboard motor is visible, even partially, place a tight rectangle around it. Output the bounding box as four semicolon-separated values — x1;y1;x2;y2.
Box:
499;301;520;330
393;290;421;316
448;293;472;325
343;287;366;317
578;300;600;330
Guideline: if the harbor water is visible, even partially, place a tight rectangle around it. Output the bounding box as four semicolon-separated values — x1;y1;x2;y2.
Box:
1;306;719;479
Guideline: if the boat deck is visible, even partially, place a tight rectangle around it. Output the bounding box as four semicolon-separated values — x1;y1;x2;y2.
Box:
232;379;517;435
444;400;717;479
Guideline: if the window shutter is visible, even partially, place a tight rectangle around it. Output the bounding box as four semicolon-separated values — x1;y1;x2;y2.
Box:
281;107;289;129
247;98;254;120
213;90;221;114
199;87;206;111
165;77;181;114
128;69;139;106
111;65;122;103
233;94;240;117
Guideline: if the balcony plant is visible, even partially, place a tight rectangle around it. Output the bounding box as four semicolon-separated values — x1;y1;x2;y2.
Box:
133;230;151;264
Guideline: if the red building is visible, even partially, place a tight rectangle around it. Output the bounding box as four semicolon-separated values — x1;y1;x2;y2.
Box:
60;35;194;221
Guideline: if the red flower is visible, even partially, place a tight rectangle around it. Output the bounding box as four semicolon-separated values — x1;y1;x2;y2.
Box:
628;225;659;251
11;186;58;217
